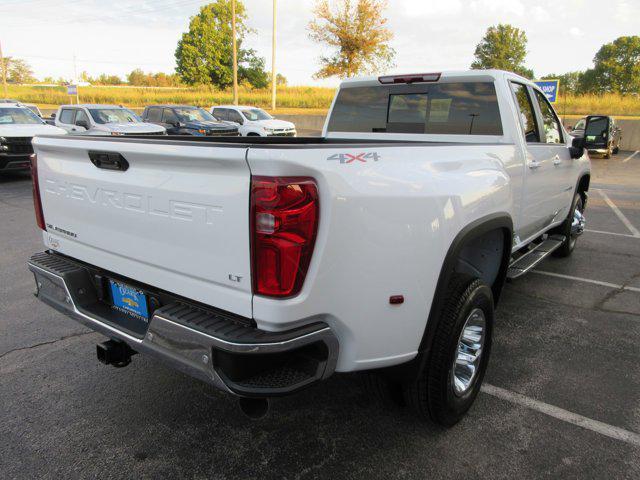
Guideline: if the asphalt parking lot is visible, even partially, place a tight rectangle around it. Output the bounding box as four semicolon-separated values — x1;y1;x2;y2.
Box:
1;150;639;479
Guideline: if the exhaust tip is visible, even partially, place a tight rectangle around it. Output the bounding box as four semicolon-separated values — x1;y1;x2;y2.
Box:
238;397;269;419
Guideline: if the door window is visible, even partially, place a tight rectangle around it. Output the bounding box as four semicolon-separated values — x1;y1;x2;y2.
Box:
212;108;226;120
146;108;162;122
509;82;539;143
59;108;75;124
74;109;89;126
228;110;244;124
534;90;563;144
162;108;178;124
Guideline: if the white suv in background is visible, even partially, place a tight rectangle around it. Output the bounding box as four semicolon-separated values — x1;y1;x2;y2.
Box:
0;104;66;173
55;104;166;136
210;105;296;137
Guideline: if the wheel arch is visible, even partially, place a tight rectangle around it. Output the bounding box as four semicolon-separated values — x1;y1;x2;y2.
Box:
577;173;590;202
378;213;513;383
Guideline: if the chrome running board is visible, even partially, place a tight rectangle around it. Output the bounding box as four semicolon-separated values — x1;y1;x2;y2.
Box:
507;234;565;279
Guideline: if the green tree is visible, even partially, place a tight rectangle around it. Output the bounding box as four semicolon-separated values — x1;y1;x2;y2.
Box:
127;68;146;86
471;24;534;79
588;36;640;94
308;0;395;79
175;0;267;88
267;72;288;86
0;57;36;84
95;74;123;85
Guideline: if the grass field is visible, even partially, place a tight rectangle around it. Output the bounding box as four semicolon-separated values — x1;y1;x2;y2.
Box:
4;84;640;117
4;84;335;111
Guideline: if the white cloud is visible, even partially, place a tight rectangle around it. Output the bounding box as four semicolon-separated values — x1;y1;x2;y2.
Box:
570;27;584;37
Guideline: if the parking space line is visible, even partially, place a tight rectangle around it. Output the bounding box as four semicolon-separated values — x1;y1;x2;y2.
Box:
622;151;639;163
482;384;640;447
585;229;639;239
598;189;640;237
532;270;640;293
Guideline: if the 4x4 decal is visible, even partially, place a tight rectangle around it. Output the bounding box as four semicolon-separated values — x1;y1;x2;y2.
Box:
327;152;381;164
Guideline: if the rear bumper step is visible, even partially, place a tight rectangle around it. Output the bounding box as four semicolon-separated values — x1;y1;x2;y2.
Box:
28;251;339;397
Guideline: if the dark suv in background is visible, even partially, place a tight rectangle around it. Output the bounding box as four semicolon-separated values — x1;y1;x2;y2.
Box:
142;105;239;136
570;115;621;158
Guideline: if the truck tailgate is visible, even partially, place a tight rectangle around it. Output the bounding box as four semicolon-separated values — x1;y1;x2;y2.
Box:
33;136;252;318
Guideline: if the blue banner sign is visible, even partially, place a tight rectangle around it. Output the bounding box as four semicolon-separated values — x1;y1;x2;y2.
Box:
534;80;559;103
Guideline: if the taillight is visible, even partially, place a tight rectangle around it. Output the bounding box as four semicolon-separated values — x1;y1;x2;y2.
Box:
30;153;46;231
251;176;319;298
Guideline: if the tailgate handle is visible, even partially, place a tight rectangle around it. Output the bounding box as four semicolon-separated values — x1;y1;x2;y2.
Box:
88;151;129;171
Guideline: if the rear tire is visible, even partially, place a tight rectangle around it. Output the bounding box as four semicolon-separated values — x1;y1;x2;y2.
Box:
403;274;493;427
553;192;584;258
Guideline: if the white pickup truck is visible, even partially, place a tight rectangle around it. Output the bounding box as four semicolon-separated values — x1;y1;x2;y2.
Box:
28;70;590;425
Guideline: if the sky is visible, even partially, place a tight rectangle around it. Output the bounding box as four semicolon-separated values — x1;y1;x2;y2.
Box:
1;0;638;87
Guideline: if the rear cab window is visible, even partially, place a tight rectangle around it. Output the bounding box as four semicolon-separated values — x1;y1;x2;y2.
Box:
327;81;503;136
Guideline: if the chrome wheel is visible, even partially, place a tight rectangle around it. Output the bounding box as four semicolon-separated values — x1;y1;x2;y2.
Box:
569;198;585;248
451;308;486;396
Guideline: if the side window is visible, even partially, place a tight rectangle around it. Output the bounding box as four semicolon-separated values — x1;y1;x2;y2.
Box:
162;108;177;124
75;109;89;125
509;82;539;143
534;90;562;144
212;108;226;120
59;108;75;124
146;108;162;123
228;110;243;123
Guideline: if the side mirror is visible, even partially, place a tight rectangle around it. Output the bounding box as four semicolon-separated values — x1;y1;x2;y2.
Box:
583;116;609;150
173;121;182;128
569;136;584;159
76;119;90;130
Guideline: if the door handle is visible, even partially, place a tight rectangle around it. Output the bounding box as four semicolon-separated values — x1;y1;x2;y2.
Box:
529;160;541;169
553;155;561;166
88;151;129;171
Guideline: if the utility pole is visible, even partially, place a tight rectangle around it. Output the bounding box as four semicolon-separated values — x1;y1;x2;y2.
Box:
0;40;8;98
73;54;80;104
231;0;238;105
271;0;277;111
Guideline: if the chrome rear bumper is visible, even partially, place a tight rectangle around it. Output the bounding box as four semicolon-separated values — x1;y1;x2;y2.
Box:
28;251;338;397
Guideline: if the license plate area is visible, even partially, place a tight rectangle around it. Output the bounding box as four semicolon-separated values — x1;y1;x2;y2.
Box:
109;279;150;321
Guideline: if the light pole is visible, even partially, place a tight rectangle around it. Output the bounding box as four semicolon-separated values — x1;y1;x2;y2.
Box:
232;0;238;105
271;0;277;111
0;40;8;98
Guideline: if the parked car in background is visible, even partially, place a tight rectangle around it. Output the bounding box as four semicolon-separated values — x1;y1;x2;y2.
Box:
570;115;621;158
0;104;66;173
0;100;42;117
141;105;239;136
55;104;166;136
211;105;296;136
24;104;43;118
